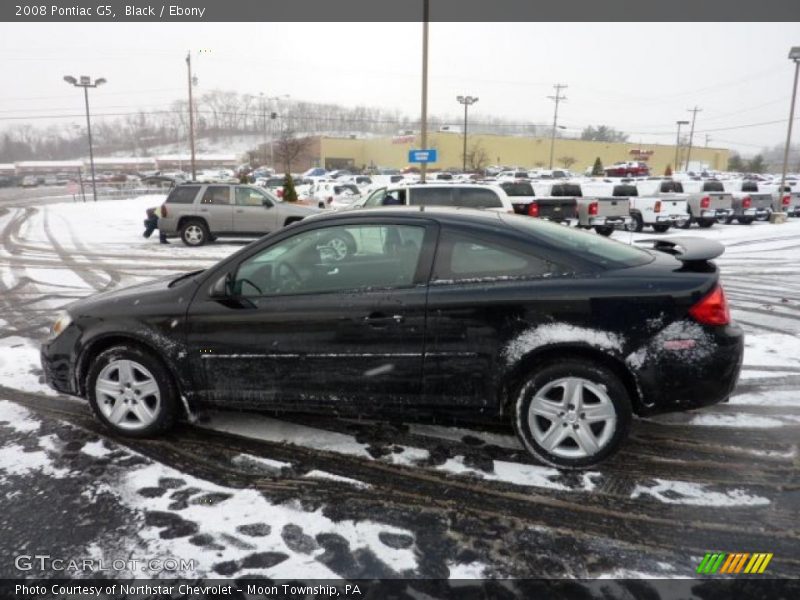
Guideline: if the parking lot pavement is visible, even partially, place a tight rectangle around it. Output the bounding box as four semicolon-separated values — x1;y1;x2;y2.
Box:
0;197;798;579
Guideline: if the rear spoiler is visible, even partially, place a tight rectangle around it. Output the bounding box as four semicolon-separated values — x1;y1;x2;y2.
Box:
636;237;724;262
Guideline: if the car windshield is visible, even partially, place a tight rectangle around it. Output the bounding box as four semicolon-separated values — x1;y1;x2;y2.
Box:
500;214;653;269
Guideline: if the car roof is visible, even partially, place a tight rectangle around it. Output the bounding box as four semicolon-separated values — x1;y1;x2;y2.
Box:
306;205;503;226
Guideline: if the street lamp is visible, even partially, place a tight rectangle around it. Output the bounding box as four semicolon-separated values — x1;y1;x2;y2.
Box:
456;95;478;172
64;75;105;201
778;47;800;210
674;120;689;173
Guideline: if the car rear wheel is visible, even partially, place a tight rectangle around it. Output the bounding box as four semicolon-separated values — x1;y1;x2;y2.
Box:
594;226;614;237
87;345;178;437
624;213;643;233
652;223;670;233
180;219;209;246
318;231;356;261
697;219;715;228
513;359;632;469
737;217;754;225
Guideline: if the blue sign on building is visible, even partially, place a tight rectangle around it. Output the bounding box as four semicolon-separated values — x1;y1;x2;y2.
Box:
408;149;438;164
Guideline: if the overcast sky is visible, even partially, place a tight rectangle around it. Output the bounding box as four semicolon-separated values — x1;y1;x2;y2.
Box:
0;22;798;155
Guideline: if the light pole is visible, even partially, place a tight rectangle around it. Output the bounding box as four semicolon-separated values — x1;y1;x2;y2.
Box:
185;52;197;180
685;106;702;172
456;95;478;172
63;75;105;201
674;120;689;173
778;47;800;209
420;0;429;183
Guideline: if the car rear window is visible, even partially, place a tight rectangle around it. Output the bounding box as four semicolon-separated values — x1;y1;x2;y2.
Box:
335;184;359;195
500;182;534;196
166;185;200;204
457;188;503;208
741;181;758;192
409;187;455;206
612;185;638;197
702;181;724;192
660;181;683;193
551;184;583;197
500;214;653;269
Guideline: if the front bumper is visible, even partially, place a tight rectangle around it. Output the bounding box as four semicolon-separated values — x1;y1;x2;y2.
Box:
40;329;81;396
631;322;744;416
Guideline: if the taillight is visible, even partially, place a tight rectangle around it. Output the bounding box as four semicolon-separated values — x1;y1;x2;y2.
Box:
782;195;791;206
588;201;598;216
700;196;710;209
160;204;168;217
654;200;661;213
742;196;751;209
277;189;284;198
689;285;730;326
527;202;539;217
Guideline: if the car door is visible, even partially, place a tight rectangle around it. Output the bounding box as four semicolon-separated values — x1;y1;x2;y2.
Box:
199;185;234;233
185;218;437;413
233;186;277;234
423;228;572;409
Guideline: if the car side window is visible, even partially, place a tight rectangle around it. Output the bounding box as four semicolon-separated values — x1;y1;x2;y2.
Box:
201;186;231;205
456;188;503;209
236;187;268;207
409;187;453;206
166;185;200;204
234;224;426;297
432;231;557;283
363;188;387;207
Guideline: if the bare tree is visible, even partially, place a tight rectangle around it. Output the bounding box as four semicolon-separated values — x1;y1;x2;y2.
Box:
558;156;577;169
465;140;490;172
274;128;312;173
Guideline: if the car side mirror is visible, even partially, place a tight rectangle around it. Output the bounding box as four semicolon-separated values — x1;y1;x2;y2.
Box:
263;200;273;209
210;272;233;298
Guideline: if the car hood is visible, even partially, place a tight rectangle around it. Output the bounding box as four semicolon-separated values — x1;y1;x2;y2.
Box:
66;271;203;316
280;202;322;215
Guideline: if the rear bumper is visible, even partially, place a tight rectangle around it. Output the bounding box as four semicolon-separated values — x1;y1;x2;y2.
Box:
588;215;632;226
700;208;732;219
631;322;744;417
655;214;689;225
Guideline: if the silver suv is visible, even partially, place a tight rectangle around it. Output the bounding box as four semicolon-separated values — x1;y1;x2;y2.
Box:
158;183;319;246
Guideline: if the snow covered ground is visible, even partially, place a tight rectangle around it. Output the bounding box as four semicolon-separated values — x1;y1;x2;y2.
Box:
0;196;798;580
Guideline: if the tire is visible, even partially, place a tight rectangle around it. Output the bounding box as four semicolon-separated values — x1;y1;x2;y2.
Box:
319;230;357;261
737;217;754;225
652;223;670;233
180;219;209;247
755;211;770;222
624;213;644;233
87;345;179;438
679;210;692;229
513;359;632;469
594;226;614;237
697;219;715;228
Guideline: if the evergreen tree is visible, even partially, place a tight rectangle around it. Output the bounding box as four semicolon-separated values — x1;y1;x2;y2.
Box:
591;157;604;176
664;164;673;176
282;173;298;203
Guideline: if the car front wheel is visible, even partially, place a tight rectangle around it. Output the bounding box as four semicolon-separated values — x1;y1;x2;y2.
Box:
513;359;632;469
87;345;178;437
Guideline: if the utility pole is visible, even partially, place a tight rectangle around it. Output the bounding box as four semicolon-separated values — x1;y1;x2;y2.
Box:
260;93;268;168
548;84;567;169
684;106;702;172
186;51;197;180
420;0;429;183
705;134;711;148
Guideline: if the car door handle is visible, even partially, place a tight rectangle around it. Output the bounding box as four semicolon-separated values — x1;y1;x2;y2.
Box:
364;313;404;327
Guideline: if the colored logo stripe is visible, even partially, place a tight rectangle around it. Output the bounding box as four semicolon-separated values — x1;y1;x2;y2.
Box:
697;552;773;575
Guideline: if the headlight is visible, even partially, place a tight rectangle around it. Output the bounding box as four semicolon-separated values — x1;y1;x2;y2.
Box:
48;311;72;341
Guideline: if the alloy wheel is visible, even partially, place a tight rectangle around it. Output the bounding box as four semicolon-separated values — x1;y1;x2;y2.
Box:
95;359;161;431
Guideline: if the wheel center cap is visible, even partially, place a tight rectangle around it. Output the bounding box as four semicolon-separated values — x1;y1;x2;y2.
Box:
565;412;577;424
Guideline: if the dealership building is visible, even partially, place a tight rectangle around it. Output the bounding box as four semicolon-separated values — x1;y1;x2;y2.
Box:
291;132;729;174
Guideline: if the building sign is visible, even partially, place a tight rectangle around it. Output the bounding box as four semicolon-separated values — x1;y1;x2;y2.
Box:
408;149;438;164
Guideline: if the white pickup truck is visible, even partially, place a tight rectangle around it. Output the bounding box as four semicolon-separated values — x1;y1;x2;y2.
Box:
677;179;734;228
721;180;772;223
762;184;800;217
584;180;689;233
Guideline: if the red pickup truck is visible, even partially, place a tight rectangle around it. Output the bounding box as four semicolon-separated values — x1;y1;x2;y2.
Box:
604;161;650;177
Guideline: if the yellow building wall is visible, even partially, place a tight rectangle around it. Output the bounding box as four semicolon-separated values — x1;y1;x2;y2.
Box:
319;133;728;174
